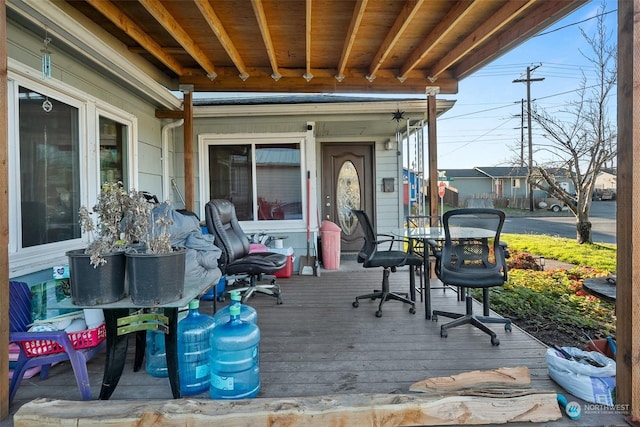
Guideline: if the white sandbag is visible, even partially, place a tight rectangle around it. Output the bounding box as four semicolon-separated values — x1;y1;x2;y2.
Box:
546;346;615;405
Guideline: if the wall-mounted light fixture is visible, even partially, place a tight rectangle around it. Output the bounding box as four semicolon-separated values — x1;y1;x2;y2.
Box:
384;139;393;150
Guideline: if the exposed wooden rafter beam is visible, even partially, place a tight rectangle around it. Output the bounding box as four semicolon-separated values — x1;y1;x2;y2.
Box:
368;0;423;82
453;0;587;80
398;0;475;82
85;0;185;75
193;0;249;80
304;0;312;81
427;0;537;80
179;72;458;94
251;0;281;81
138;0;218;79
335;0;368;82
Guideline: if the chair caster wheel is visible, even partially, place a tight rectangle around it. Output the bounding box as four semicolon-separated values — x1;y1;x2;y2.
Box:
375;310;383;318
432;314;438;322
276;295;283;304
504;323;512;332
491;336;500;346
440;329;448;338
352;301;359;308
409;307;416;315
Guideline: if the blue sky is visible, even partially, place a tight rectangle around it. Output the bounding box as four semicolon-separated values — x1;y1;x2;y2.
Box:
436;0;617;169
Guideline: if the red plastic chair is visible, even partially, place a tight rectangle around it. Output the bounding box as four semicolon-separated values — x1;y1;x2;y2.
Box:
8;281;105;404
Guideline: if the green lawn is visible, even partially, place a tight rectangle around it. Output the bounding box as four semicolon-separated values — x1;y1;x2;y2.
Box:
502;233;617;274
473;234;617;348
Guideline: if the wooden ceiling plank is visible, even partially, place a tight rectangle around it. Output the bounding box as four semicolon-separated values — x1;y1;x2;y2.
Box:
199;66;445;81
138;0;217;79
304;0;313;81
251;0;281;81
428;0;537;80
398;0;476;82
367;0;424;82
85;0;185;75
193;0;249;80
335;0;368;82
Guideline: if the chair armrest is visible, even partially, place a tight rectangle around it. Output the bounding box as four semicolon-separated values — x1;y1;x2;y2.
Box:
426;239;442;257
10;330;76;351
375;233;403;250
499;241;510;259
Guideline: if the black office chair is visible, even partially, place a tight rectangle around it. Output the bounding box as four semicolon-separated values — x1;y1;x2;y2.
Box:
351;209;423;317
429;208;512;345
205;199;286;304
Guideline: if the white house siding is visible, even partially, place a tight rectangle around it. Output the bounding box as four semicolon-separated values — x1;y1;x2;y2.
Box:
7;18;169;281
375;140;403;237
180;114;407;260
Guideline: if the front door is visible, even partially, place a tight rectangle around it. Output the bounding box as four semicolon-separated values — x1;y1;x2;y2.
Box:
321;143;375;252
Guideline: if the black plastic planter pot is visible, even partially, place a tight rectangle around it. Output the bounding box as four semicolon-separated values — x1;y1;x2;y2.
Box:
126;248;186;306
66;249;127;306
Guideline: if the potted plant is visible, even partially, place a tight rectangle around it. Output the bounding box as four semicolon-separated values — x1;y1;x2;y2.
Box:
124;193;186;306
66;182;129;306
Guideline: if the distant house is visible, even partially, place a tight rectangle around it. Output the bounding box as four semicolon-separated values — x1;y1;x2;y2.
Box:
595;168;617;190
439;166;576;207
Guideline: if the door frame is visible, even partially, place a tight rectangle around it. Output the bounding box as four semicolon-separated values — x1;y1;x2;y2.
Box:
321;142;375;252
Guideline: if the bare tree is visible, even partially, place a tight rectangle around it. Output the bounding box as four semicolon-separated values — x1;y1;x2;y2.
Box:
529;3;616;244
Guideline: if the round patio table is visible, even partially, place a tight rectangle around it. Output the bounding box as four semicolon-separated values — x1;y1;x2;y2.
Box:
583;277;616;304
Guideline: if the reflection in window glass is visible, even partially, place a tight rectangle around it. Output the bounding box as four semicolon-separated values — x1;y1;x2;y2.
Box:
208;142;302;222
19;86;81;247
99;117;127;187
209;144;253;220
256;144;302;221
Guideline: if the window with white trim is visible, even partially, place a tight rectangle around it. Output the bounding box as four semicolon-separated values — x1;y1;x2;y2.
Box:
205;137;304;222
8;78;135;275
18;86;82;247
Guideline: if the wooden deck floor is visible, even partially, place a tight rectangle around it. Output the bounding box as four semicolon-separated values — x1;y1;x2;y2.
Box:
5;258;627;426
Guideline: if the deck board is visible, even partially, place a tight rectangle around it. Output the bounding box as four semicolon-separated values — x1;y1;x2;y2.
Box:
4;259;627;426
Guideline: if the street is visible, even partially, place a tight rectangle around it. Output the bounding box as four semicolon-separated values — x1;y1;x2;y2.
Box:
502;201;616;244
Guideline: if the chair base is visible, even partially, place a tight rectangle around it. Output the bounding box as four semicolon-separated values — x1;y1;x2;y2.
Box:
227;274;283;304
353;268;416;317
433;294;511;346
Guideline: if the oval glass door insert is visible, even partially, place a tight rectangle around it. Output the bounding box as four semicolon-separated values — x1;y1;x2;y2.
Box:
336;161;361;235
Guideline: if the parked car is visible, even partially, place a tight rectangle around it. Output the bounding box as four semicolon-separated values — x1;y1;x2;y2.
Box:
593;189;616;201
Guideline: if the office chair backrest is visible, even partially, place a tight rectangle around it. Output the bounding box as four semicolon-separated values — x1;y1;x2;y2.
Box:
440;208;506;283
205;199;251;268
351;209;376;263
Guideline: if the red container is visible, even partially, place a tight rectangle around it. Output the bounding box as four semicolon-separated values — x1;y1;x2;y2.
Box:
20;323;106;357
275;254;294;278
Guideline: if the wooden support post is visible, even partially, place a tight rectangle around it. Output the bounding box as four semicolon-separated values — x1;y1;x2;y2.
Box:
616;0;640;417
1;0;10;420
183;89;194;212
427;92;439;220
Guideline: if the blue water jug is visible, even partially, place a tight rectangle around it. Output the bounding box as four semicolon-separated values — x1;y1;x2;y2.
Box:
145;328;168;378
209;304;261;399
178;299;215;396
213;290;257;326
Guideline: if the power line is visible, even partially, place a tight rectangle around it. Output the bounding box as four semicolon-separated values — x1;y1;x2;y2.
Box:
534;9;616;37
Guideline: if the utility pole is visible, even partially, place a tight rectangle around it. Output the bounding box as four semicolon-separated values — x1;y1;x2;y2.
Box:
513;65;544;211
520;99;525;167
